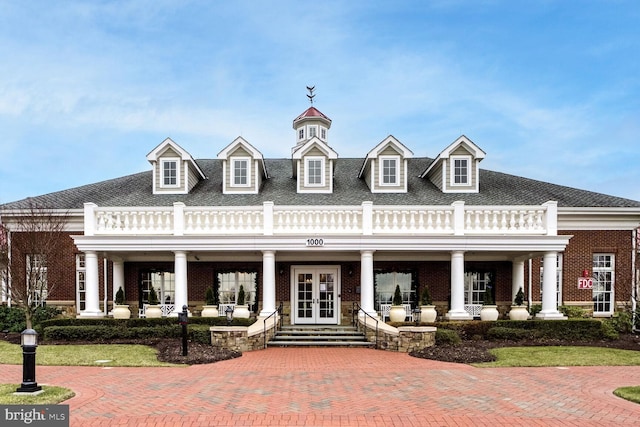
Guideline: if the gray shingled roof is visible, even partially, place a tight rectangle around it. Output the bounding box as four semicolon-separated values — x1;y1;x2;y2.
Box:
2;158;639;210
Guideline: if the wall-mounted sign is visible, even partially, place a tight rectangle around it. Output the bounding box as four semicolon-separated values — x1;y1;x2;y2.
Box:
306;238;324;247
577;277;593;289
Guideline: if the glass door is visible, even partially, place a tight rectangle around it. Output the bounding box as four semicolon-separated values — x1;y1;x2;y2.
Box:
293;267;339;324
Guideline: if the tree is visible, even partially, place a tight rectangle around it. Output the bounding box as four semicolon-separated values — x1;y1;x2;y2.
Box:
0;224;8;303
2;200;70;329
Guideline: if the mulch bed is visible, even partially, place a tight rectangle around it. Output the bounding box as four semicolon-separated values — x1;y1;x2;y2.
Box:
3;332;639;365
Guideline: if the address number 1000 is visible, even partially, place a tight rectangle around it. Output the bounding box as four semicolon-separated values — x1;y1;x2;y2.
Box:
306;238;324;247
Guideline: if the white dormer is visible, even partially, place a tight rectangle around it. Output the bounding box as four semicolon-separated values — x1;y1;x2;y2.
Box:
146;138;206;195
217;137;268;194
420;135;486;193
291;137;338;193
358;135;413;193
292;106;331;151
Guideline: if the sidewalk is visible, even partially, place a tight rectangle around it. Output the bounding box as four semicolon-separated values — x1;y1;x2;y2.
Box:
4;347;640;426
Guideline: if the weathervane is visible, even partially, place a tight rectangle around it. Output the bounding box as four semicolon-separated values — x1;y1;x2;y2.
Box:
306;86;315;105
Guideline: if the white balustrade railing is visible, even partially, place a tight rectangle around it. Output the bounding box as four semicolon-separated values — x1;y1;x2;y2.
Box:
85;201;556;236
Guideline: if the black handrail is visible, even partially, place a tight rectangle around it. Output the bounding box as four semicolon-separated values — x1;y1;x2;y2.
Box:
352;302;378;349
263;301;284;349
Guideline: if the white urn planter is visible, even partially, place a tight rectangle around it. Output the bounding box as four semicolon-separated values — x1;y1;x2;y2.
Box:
233;304;251;319
389;305;406;323
112;305;131;319
508;305;529;320
201;305;219;317
420;305;437;323
145;305;163;318
480;305;499;321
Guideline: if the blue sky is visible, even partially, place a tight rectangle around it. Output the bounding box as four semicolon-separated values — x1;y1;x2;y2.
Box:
1;0;639;204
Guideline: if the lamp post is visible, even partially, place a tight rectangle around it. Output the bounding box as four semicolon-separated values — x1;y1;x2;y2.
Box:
177;305;188;357
225;305;234;326
16;329;42;393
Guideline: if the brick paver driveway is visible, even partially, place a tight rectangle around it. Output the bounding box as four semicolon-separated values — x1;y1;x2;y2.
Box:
4;347;640;426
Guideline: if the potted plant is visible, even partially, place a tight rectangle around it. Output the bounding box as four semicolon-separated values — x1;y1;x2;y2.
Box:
479;287;499;321
145;286;163;318
388;285;406;323
508;287;529;320
112;286;131;319
201;286;219;317
419;286;437;323
233;285;251;319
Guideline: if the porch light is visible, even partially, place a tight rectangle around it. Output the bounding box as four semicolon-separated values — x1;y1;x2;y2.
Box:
413;308;421;326
225;305;234;325
16;329;42;393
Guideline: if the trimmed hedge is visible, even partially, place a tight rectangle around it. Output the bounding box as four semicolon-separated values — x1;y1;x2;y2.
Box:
42;324;213;345
434;319;617;341
0;305;62;333
39;316;255;329
486;326;538;341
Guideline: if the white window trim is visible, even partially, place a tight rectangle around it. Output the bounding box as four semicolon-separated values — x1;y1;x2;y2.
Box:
450;155;471;187
298;128;304;141
593;253;615;316
26;254;47;307
379;155;400;187
308;125;318;139
160;158;180;188
76;254;86;312
305;156;325;187
231;157;251;187
320;127;327;140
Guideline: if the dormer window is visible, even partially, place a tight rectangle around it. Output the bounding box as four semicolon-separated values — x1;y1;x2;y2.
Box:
321;128;326;140
305;157;325;187
232;157;250;187
309;126;317;138
298;129;304;140
380;156;399;185
161;158;179;188
451;155;470;186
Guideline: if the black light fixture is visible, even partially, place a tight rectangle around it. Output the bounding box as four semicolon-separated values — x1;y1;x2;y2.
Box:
412;308;421;326
225;305;234;325
16;329;42;393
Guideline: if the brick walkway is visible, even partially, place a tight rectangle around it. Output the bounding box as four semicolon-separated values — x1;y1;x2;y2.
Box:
4;347;640;426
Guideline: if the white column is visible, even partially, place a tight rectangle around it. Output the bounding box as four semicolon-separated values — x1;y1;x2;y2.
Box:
112;259;124;313
170;250;189;316
446;250;472;320
359;250;377;318
80;251;103;317
536;251;565;320
260;250;277;316
512;259;525;303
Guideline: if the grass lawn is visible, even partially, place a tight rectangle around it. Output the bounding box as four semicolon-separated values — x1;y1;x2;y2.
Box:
0;384;75;405
0;341;179;367
474;346;640;368
614;386;640;404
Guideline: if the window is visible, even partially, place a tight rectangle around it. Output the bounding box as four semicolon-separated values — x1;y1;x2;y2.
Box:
140;271;175;306
451;156;470;185
76;254;86;312
231;158;250;186
320;128;326;140
593;254;614;315
26;254;47;307
540;254;563;306
161;159;179;187
217;271;257;310
298;129;304;140
464;272;491;305
374;271;414;311
380;156;399;185
305;157;324;186
309;126;317;138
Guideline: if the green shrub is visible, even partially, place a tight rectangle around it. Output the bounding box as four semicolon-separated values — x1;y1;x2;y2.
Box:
529;304;542;317
435;328;461;346
115;287;125;305
559;305;586;318
420;286;432;305
392;285;402;306
204;287;216;305
607;311;633;334
486;326;536;341
0;306;26;332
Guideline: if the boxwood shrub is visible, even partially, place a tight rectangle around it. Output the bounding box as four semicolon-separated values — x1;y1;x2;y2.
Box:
435;328;461;346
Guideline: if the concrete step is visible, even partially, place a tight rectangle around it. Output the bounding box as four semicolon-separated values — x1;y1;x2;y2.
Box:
268;325;374;348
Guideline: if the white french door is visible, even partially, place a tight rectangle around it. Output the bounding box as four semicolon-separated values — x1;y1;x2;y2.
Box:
292;266;340;324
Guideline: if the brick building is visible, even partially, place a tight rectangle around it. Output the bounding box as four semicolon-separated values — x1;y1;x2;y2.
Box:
1;103;639;324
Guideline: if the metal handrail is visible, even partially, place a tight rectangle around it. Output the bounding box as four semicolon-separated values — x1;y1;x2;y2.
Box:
263;301;284;349
352;302;378;349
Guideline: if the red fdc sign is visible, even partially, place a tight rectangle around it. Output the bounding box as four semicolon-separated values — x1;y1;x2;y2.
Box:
578;277;593;289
